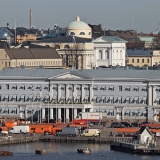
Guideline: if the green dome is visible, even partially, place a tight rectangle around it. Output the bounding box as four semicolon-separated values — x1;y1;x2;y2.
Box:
67;17;91;30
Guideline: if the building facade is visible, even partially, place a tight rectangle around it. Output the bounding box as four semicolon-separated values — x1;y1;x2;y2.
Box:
93;36;127;67
0;68;160;122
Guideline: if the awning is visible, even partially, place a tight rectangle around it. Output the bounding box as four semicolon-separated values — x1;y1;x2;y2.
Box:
5;95;9;98
143;97;147;100
109;110;114;113
52;96;57;100
68;96;73;100
134;97;138;100
76;96;80;100
156;98;159;102
21;95;25;98
13;84;17;88
84;96;89;100
101;85;106;89
126;97;130;100
118;97;122;100
5;108;9;112
101;96;106;100
45;95;49;99
61;96;65;99
125;110;130;113
13;95;17;99
143;86;147;90
93;85;98;89
109;96;113;100
93;95;97;100
29;95;33;99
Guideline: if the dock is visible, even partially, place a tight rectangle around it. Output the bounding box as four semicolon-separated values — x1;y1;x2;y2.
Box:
39;135;133;144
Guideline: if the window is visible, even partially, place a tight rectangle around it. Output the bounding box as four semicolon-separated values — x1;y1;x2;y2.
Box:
5;62;7;67
109;86;114;91
125;87;130;91
6;84;9;90
134;87;139;91
106;50;109;59
142;59;144;63
79;32;85;35
99;50;103;59
147;59;149;63
0;85;1;89
132;59;134;63
119;86;122;91
70;32;75;36
88;32;91;35
137;59;139;63
0;95;1;101
64;45;70;49
54;45;60;49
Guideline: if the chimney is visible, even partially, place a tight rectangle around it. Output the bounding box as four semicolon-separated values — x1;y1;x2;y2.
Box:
30;9;32;29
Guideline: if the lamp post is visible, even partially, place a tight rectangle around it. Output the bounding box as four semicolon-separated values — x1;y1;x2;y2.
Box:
32;88;34;123
56;91;57;123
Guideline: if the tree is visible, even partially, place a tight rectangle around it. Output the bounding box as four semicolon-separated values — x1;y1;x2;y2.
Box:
150;36;160;50
63;43;85;69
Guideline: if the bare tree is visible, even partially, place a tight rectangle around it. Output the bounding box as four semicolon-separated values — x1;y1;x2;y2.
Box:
63;43;85;69
150;37;160;50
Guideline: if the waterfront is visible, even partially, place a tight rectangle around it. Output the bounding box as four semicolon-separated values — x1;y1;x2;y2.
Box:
0;142;159;160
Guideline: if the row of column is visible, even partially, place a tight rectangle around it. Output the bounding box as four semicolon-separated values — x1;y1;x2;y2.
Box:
41;108;78;123
148;85;156;106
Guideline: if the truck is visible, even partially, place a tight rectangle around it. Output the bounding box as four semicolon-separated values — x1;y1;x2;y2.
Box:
77;112;104;124
9;125;29;134
56;127;79;137
82;129;101;137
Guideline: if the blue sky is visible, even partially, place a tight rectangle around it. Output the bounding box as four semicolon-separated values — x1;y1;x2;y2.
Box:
0;0;160;33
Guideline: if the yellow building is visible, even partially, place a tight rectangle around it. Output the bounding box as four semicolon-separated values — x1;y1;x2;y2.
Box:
152;50;160;66
126;49;152;67
0;43;62;70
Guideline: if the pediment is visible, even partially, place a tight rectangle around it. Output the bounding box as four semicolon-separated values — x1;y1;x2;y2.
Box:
55;73;83;79
92;37;111;43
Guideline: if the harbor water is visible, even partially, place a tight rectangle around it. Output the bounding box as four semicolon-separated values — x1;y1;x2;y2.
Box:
0;142;159;160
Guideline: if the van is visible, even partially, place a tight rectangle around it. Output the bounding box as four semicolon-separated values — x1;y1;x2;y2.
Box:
82;129;101;137
56;127;79;137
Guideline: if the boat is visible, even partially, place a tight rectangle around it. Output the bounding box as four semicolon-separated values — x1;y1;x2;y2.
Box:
0;151;13;156
77;148;91;154
35;150;46;155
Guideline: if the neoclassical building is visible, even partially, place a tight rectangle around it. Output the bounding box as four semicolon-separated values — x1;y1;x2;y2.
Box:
66;16;92;39
0;68;160;123
93;36;127;67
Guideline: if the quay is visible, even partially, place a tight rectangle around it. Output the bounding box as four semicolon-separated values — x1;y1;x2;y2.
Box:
39;135;133;144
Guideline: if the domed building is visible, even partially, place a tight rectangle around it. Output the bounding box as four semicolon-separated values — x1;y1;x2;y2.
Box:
66;16;92;39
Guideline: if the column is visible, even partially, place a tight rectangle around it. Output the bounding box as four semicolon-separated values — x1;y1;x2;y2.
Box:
74;108;77;119
89;84;92;103
116;108;118;120
152;86;156;106
122;107;124;120
147;85;152;106
89;108;93;112
50;108;53;119
81;84;84;103
109;47;112;66
66;108;69;123
74;84;77;100
42;108;45;120
58;108;61;122
58;84;61;102
82;108;85;112
50;83;53;100
66;84;69;101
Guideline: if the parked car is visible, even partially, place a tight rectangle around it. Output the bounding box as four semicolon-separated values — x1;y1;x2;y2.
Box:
131;122;139;127
87;122;94;126
111;122;124;128
120;122;132;127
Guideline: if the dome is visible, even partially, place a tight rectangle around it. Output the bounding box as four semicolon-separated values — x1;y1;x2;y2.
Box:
67;16;91;30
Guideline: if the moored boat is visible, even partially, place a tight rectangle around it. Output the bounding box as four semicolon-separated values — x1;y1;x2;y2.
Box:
77;148;91;154
0;151;13;156
35;150;46;155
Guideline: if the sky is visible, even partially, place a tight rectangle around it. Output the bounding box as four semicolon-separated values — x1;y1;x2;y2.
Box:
0;0;160;33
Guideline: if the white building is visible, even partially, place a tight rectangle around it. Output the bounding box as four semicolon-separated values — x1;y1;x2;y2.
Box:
92;36;127;67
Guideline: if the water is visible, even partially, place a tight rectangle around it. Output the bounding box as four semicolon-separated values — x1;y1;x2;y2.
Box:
0;142;159;160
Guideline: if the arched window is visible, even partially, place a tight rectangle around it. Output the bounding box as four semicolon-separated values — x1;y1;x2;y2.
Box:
54;45;60;49
79;32;85;35
70;32;75;36
88;32;91;35
99;50;103;59
106;50;109;59
64;45;70;49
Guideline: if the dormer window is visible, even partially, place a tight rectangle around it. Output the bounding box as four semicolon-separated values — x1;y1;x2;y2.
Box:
79;32;85;35
70;32;75;36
